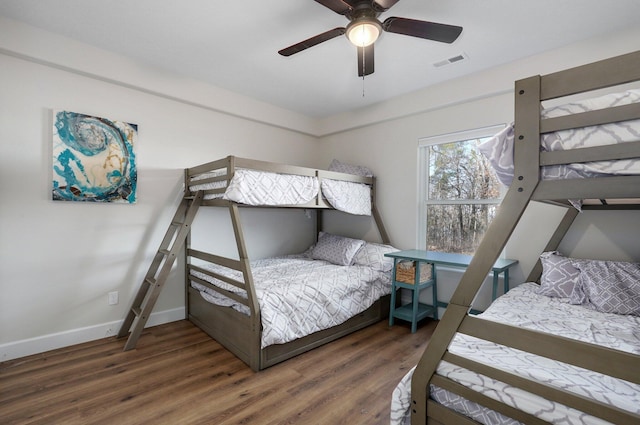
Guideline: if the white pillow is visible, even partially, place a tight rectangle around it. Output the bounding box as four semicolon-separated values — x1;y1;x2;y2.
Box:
309;232;365;266
352;242;397;272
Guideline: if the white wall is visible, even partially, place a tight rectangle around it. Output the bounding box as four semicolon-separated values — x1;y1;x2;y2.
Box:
318;29;640;311
0;48;320;361
1;19;639;360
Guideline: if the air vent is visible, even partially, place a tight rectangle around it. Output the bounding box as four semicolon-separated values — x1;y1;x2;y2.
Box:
433;52;468;68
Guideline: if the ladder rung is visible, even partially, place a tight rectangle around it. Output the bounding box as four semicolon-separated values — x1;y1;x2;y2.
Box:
132;307;142;317
145;277;156;286
159;249;171;256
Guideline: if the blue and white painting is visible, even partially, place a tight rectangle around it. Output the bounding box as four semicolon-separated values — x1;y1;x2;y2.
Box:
52;110;137;203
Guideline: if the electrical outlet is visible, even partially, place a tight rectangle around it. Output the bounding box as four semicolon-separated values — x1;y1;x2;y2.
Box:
108;291;119;305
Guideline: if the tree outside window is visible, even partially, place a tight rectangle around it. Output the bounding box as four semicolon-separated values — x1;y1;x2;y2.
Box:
418;126;505;255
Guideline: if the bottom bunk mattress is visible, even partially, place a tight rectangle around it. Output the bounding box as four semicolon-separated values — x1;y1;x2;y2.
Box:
390;282;640;425
190;243;396;349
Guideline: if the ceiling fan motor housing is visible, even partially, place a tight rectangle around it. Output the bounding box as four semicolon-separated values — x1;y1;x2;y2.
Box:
346;17;382;46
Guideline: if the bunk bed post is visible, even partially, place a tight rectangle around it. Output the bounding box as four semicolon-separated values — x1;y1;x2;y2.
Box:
371;177;391;244
411;75;544;424
184;168;192;320
372;205;390;245
228;203;261;370
316;209;323;239
526;206;579;282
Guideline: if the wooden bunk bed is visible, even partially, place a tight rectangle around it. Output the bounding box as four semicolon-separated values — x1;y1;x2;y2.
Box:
391;50;640;425
180;156;391;371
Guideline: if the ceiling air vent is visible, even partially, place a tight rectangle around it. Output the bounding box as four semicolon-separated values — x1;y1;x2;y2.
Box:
432;52;468;68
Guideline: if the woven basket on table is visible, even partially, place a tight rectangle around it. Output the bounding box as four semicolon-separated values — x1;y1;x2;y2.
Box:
395;260;432;284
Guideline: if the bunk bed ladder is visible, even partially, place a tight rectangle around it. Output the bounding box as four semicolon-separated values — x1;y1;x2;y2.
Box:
117;191;204;351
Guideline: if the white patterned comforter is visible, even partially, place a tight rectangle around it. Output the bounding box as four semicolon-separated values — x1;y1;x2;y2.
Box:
189;169;371;214
321;179;371;215
190;254;391;348
190;169;319;206
478;89;640;188
390;282;640;425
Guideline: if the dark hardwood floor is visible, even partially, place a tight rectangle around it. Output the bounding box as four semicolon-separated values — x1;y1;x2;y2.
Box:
0;318;437;425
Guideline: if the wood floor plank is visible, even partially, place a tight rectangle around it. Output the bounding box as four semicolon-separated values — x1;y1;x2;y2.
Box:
1;329;211;401
1;320;202;376
2;342;228;423
0;318;436;425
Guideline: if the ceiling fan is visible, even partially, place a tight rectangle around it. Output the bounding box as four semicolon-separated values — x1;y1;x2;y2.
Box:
278;0;463;77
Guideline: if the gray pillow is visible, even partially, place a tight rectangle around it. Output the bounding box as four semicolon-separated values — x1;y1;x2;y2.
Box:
571;259;640;316
309;232;365;266
538;251;580;298
352;242;397;272
328;159;374;177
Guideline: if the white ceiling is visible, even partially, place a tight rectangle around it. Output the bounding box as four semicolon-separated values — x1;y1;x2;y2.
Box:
1;0;639;118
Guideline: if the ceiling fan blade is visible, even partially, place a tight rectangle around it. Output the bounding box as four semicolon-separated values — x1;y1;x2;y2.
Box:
373;0;400;12
314;0;353;15
357;44;374;77
382;17;463;43
278;27;346;56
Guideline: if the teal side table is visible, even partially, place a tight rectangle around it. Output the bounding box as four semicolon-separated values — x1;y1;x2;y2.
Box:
385;250;519;332
385;251;438;333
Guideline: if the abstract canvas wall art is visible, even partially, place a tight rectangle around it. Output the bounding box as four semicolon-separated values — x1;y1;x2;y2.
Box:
52;110;138;203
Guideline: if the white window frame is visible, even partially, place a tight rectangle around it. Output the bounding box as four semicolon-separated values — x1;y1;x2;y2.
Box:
417;124;506;251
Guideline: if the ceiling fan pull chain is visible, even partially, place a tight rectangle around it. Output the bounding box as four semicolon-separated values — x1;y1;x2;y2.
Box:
362;50;366;97
361;28;366;97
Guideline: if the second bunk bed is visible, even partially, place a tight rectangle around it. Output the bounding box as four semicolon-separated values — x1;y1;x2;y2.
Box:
183;156;397;371
391;50;640;424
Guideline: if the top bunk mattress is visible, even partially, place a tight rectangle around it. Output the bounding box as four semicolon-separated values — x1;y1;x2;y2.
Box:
478;89;640;188
187;158;373;215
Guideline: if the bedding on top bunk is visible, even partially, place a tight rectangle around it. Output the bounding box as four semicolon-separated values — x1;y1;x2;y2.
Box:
190;168;320;206
478;89;640;193
321;159;373;215
188;159;373;215
390;280;640;425
190;236;398;348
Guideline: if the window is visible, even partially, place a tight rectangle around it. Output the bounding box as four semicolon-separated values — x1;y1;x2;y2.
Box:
418;125;505;255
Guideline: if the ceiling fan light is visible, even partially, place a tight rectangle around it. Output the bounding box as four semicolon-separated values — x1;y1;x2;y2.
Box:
347;21;381;47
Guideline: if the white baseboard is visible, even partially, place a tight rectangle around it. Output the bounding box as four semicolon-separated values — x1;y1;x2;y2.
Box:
0;307;185;362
